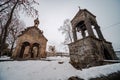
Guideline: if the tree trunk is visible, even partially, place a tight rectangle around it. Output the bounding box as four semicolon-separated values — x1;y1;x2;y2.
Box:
0;1;18;57
10;41;15;55
0;22;4;45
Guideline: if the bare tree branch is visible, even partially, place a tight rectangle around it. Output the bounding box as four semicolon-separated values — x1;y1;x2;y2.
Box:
59;19;73;44
0;0;11;7
0;5;9;12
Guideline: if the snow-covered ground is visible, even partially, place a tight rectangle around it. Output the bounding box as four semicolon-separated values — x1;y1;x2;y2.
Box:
0;56;120;80
0;56;11;60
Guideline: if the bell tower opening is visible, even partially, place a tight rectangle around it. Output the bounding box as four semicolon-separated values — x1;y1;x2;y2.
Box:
72;9;105;41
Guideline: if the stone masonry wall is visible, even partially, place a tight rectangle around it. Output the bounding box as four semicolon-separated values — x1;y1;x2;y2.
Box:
68;36;117;68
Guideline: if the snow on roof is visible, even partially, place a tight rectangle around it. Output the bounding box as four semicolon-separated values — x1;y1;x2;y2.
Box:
0;56;120;80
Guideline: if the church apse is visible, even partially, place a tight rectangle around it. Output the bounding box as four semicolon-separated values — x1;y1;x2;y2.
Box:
12;18;47;59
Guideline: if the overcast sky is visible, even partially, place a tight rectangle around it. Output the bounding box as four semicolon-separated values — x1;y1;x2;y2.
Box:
20;0;120;51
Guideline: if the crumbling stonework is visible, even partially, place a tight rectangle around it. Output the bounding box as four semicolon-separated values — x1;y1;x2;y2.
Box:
68;9;118;69
12;18;47;59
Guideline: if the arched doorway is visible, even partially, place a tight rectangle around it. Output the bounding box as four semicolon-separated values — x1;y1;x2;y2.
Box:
19;42;30;58
31;43;40;58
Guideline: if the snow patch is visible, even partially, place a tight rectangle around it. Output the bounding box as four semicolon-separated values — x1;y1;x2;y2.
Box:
0;56;11;60
0;57;120;80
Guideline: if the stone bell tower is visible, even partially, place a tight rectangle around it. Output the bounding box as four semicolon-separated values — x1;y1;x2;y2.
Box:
68;9;118;69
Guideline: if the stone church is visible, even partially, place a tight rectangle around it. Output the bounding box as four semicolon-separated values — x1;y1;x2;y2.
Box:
12;18;47;59
68;9;118;68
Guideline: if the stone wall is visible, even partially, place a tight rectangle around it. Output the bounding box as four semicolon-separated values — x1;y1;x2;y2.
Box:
68;36;117;68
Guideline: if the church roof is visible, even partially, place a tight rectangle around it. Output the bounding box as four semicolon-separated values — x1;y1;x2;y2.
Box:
71;9;96;23
18;26;48;41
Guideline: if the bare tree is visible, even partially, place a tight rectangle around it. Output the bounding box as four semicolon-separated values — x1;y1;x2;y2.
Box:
7;18;25;54
59;19;73;44
0;0;39;56
48;45;56;56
